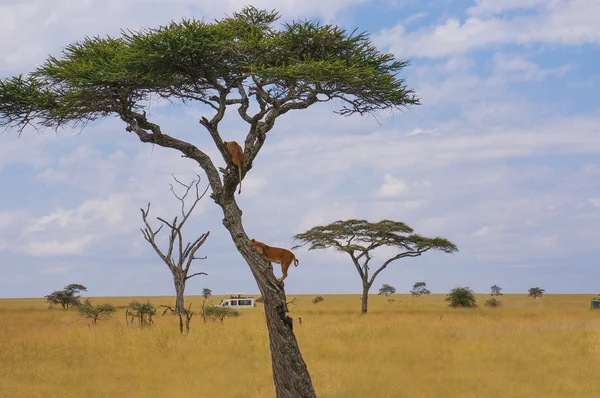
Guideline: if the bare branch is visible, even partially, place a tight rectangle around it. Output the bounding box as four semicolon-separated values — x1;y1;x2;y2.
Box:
186;272;208;280
368;249;430;286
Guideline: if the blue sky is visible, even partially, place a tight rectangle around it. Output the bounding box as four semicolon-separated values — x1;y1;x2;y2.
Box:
0;0;599;298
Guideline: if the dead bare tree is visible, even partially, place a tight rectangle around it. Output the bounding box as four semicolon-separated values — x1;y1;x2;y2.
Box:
162;303;194;335
141;174;210;314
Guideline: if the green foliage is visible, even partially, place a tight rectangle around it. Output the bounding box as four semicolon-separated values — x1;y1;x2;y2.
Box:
45;284;88;309
203;306;240;323
410;281;431;298
312;296;324;304
0;6;418;132
127;300;157;326
378;284;396;297
202;288;212;299
294;220;458;255
446;287;477;308
490;285;503;296
77;299;117;324
484;298;502;308
255;296;264;303
528;287;545;299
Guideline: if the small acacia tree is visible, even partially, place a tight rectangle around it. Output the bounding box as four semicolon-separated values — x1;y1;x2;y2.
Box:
141;175;210;314
410;281;431;299
294;220;457;313
491;285;503;296
378;284;396;302
201;288;212;324
0;7;419;397
78;299;117;325
45;284;87;309
446;286;477;308
528;287;545;300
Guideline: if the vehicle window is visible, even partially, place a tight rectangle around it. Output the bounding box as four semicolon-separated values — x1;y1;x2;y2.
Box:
231;300;238;306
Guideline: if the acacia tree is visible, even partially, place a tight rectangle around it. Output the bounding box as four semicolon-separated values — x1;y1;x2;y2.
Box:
528;287;545;300
410;281;431;299
294;220;457;313
45;284;87;309
0;7;419;397
491;285;503;296
378;284;396;302
141;174;210;314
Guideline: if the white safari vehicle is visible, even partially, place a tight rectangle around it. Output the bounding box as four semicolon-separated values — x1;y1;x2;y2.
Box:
218;293;256;308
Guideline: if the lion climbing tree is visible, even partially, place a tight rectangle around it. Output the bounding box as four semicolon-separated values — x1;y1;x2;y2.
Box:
0;7;419;398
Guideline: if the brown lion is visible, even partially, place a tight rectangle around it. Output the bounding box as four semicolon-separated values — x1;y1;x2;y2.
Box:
248;238;299;283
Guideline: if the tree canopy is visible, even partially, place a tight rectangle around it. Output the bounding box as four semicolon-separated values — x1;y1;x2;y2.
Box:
294;219;457;313
410;281;431;297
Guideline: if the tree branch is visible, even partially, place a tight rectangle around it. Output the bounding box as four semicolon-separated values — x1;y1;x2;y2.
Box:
186;272;208;280
368;249;430;286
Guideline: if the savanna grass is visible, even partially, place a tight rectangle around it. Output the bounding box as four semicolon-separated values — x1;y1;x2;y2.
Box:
1;294;599;398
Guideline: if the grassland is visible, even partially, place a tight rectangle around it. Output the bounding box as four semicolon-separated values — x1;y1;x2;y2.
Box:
1;294;599;398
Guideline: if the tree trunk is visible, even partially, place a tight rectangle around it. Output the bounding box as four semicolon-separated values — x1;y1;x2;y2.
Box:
361;283;370;314
174;275;185;315
221;199;316;398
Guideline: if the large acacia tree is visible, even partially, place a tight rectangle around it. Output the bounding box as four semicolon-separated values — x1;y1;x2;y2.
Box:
294;220;457;313
0;7;418;398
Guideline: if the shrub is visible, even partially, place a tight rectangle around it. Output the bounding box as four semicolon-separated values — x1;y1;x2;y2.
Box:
484;298;502;308
77;299;117;324
446;286;477;308
203;306;239;323
312;296;324;304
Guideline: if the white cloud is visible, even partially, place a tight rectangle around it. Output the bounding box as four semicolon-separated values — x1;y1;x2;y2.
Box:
375;0;600;58
406;128;437;136
39;266;68;275
21;235;97;256
589;198;600;207
376;174;409;197
490;52;572;83
471;226;490;237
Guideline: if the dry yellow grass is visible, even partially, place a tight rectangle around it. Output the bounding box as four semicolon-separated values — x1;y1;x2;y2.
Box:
1;294;599;398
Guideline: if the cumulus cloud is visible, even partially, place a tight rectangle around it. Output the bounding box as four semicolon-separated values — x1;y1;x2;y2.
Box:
375;0;600;58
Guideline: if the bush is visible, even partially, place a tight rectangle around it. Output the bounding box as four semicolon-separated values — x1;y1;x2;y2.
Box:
484;298;502;308
312;296;324;304
203;306;239;323
255;296;264;303
77;299;117;324
445;286;477;308
126;300;157;326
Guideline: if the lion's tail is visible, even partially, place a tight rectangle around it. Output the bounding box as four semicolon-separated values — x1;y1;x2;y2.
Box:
294;257;299;267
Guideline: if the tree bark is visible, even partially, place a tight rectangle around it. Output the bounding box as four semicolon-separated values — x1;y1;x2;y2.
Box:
174;275;186;315
361;282;370;314
221;199;316;398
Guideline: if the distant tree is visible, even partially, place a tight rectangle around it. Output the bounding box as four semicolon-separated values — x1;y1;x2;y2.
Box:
490;285;503;296
410;281;431;299
255;296;265;303
312;296;324;304
294;220;457;314
126;301;157;326
45;283;87;309
528;287;545;300
141;175;210;315
378;284;396;303
204;306;240;323
446;287;477;308
77;299;117;324
484;298;502;308
201;288;212;324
